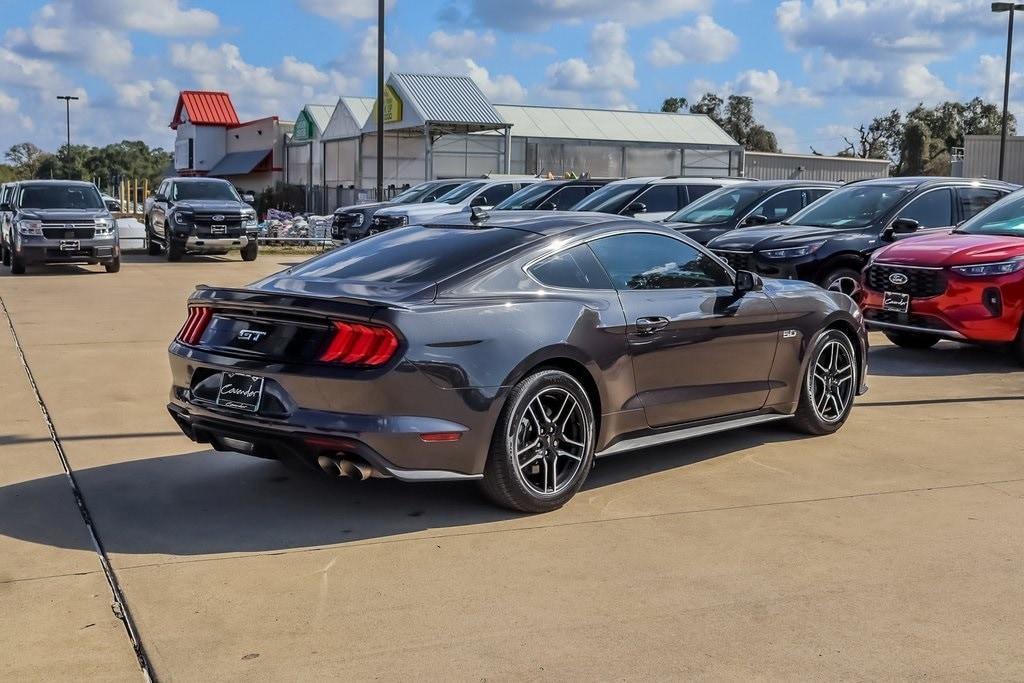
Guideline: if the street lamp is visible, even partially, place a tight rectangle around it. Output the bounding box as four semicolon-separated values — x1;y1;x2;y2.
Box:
992;3;1024;180
375;0;385;200
56;94;79;162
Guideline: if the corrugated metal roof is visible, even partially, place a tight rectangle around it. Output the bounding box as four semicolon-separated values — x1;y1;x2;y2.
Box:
322;97;375;140
364;72;507;131
304;104;335;135
494;105;739;147
171;91;239;129
342;96;374;128
208;149;272;176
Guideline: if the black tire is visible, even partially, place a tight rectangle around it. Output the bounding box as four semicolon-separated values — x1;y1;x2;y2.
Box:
883;330;939;349
104;256;121;274
240;240;258;262
146;224;162;256
480;369;596;513
167;237;185;262
820;267;862;299
1;244;10;267
1013;322;1024;367
10;252;25;275
789;329;858;436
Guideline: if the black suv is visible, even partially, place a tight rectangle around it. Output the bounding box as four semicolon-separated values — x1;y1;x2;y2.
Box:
144;177;259;261
332;179;472;242
493;178;612;211
663;180;837;244
1;180;120;275
707;177;1017;296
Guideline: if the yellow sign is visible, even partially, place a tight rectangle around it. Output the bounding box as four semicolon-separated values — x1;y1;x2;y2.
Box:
371;85;403;125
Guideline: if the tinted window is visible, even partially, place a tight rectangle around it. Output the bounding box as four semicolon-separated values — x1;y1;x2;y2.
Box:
788;184;914;228
958;189;1024;237
667;185;771;225
806;188;832;203
172;181;238;202
437;181;486;204
573;182;644;213
530;244;613;289
958;187;1006;220
636;185;680;213
548;185;595;210
495;182;556;210
589;233;731;290
392;181;452;204
684;184;719;203
288;226;536;284
751;189;804;222
898;188;953;228
19;184;104;210
479;183;517;206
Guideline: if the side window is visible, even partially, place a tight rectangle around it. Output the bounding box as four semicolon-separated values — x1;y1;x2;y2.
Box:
426;183;459;202
684;184;719;204
635;185;680;213
751;189;805;222
480;183;516;206
898;188;953;228
958;187;1007;220
806;188;832;204
529;244;613;290
589;233;732;291
548;185;592;210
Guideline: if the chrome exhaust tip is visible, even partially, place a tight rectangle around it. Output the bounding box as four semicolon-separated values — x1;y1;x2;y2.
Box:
317;455;343;477
317;454;381;481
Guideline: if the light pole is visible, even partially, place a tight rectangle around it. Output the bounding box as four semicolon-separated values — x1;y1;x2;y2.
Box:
56;95;79;158
376;0;385;199
992;3;1024;180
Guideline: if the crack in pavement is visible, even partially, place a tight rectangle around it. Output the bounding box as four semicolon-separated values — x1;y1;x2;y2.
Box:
0;295;155;682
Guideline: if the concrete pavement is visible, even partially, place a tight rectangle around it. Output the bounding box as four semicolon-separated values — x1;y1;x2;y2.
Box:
0;253;1021;680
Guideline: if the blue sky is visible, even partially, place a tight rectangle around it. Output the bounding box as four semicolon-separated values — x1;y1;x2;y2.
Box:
0;0;1020;157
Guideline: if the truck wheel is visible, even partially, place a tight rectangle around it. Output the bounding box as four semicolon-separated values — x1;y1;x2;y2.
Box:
146;224;162;256
240;240;259;262
10;252;25;275
104;256;121;274
1;245;9;267
167;237;185;262
1014;322;1024;367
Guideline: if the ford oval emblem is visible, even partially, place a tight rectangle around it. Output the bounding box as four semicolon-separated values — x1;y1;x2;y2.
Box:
888;272;909;286
212;214;225;221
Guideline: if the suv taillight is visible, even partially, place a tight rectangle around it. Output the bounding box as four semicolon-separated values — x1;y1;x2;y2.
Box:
176;306;212;345
319;321;399;367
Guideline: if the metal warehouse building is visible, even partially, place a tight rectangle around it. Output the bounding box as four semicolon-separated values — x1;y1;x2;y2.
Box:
961;135;1024;185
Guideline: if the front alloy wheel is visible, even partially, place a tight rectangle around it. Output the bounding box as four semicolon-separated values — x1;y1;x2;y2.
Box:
481;370;596;512
790;329;857;435
822;267;862;298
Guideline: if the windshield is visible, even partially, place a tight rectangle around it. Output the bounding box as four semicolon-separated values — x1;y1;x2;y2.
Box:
787;184;913;229
957;190;1024;237
666;186;770;225
572;183;644;214
19;184;104;210
494;183;555;210
392;181;453;205
172;181;240;202
435;181;486;205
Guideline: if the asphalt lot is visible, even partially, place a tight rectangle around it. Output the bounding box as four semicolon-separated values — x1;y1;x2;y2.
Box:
1;253;1022;681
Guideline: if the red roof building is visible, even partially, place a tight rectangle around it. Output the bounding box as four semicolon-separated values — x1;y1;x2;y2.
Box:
170;91;240;129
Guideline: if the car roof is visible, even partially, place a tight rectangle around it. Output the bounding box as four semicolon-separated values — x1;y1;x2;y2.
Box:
728;179;840;189
845;176;1017;190
169;177;232;183
421;210;628;236
17;180;96;187
605;176;749;187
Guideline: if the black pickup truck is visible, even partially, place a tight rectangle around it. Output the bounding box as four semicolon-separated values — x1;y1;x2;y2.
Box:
144;177;259;261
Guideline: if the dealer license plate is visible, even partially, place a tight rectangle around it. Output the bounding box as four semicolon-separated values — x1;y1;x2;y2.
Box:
882;291;910;313
211;225;227;235
59;240;80;251
216;372;264;412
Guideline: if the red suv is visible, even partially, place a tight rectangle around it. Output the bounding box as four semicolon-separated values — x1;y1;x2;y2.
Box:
860;189;1024;362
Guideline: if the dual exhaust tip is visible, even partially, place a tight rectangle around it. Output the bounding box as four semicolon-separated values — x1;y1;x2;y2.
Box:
317;454;384;481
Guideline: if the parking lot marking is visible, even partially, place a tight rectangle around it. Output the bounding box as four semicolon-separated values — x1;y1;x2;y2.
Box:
0;295;155;682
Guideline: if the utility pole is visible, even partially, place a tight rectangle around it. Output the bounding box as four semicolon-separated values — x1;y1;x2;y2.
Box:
56;95;79;159
376;0;385;199
992;3;1024;180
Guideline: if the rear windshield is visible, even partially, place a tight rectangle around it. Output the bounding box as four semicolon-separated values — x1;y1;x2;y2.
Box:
172;182;239;202
19;184;104;210
287;225;536;283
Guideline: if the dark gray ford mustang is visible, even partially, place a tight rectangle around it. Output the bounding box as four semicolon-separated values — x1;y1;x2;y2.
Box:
167;211;867;512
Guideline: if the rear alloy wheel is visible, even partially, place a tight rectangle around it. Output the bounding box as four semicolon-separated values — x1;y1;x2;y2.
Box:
790;329;857;435
481;370;596;513
821;267;862;298
883;330;939;349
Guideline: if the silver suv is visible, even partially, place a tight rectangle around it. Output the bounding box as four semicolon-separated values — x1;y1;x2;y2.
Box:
1;180;120;275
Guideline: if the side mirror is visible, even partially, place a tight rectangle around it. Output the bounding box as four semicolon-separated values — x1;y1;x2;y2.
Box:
625;201;647;215
891;217;920;234
471;195;488;208
733;270;764;296
154;193;167;203
538;201;557;211
242;193;256;204
744;214;769;226
0;202;11;212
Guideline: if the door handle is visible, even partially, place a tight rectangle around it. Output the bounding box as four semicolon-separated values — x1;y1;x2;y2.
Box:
635;316;669;335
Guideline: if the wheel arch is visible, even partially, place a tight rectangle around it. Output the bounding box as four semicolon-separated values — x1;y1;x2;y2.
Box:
814;251;867;285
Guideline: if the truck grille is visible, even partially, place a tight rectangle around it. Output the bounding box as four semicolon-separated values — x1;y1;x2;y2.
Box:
42;224;95;239
865;264;947;298
713;250;755;272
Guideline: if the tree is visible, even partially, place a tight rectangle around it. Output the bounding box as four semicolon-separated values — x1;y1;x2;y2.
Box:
4;142;46;178
660;97;688;113
900;120;931;176
665;92;780;152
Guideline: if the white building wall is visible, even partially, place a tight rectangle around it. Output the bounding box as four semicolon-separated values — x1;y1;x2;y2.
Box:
745;152;890;182
963;135;1024;184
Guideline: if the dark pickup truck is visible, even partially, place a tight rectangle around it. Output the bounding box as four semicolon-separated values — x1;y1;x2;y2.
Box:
144;177;259;261
1;180;119;275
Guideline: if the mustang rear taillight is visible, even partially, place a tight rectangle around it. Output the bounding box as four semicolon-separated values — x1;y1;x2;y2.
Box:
319;321;399;367
176;306;212;345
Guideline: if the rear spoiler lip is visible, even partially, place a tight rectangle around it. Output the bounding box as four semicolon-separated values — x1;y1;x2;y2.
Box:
189;285;414;314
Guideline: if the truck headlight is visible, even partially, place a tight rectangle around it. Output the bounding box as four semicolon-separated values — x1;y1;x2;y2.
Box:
17;219;43;236
951;258;1024;277
170;210;193;225
243;211;258;228
760;242;824;259
94;218;116;236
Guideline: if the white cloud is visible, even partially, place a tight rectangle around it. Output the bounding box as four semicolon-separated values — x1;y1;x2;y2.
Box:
70;0;219;36
545;22;637;107
730;69;821;106
299;0;395;24
0;90;17;114
647;15;738;67
428;29;497;56
402;30;526;103
467;0;709;31
0;47;65;90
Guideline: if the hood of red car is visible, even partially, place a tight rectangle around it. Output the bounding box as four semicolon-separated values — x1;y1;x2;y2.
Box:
874;231;1024;267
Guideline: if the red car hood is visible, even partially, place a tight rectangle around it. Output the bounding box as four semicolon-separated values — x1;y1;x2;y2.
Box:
874;232;1024;267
